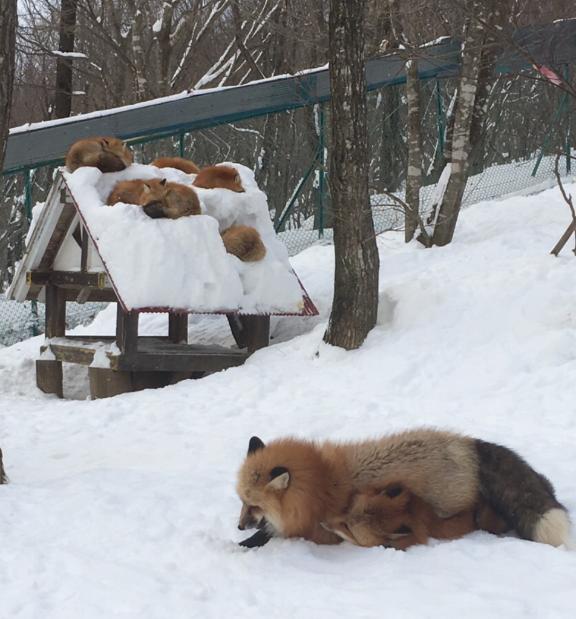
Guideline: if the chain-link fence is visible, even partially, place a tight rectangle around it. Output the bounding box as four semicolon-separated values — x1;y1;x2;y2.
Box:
1;70;572;346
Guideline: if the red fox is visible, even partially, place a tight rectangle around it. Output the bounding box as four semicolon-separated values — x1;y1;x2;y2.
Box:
236;430;571;549
151;156;200;175
0;447;6;484
193;165;245;192
107;178;201;219
323;482;509;550
221;225;266;262
66;137;133;173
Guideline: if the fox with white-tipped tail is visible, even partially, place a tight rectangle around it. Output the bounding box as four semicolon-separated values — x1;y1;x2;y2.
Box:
236;429;572;549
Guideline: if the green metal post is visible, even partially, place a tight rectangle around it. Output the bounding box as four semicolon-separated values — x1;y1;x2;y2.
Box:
179;130;186;158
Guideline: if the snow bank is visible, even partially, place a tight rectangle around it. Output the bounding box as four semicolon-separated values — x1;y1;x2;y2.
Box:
64;163;305;313
1;184;576;617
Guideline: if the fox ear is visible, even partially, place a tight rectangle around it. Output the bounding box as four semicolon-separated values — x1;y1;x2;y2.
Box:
267;466;290;490
143;184;151;194
160;178;167;186
247;436;265;455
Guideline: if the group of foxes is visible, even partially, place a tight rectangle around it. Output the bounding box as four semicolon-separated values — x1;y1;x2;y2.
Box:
65;136;266;263
236;429;573;551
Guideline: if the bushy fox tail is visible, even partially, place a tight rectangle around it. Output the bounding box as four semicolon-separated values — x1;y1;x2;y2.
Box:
475;439;571;547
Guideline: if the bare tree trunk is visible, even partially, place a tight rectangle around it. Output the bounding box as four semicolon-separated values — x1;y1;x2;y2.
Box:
324;0;379;350
0;0;17;170
54;0;78;119
404;58;422;242
430;0;487;247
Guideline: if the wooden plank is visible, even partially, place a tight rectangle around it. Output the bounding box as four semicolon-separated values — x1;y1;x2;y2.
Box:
117;349;248;373
45;284;66;338
30;270;109;289
239;315;270;353
36;202;77;270
89;367;133;399
46;342;101;366
550;220;576;256
62;288;116;302
80;226;89;271
227;313;248;348
168;314;188;344
36;359;63;398
116;306;139;354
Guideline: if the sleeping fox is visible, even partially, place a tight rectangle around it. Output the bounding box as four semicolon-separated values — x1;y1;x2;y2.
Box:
236;430;571;549
193;165;245;192
66;137;133;173
323;482;509;550
151;157;200;175
107;178;201;219
221;225;266;262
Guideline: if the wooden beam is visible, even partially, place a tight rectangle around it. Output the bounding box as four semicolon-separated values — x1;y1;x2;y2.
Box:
29;270;108;289
168;313;188;344
36;202;76;270
550;220;576;256
36;359;64;398
227;315;270;353
45;284;66;338
116;306;139;354
89;367;133;399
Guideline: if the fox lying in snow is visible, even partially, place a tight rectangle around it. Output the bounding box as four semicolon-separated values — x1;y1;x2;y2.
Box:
323;481;509;549
236;430;572;549
221;225;266;262
151;157;200;175
66;137;133;173
193;165;245;193
107;178;201;219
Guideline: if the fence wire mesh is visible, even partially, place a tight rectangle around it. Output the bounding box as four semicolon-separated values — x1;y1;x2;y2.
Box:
1;71;573;347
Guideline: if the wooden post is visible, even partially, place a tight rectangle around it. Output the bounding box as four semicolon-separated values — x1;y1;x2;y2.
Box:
36;283;66;397
89;367;133;399
227;314;270;352
550;220;576;256
116;305;139;354
242;315;270;354
168;313;188;343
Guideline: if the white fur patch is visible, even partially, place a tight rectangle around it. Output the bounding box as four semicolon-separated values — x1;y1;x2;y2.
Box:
533;508;572;547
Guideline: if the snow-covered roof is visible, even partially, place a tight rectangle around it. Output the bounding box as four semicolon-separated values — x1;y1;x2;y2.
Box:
7;163;317;316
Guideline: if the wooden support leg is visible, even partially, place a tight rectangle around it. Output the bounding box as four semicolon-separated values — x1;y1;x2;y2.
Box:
89;368;134;399
36;359;63;398
169;313;188;343
37;284;66;397
242;316;270;354
227;315;270;353
116;305;139;354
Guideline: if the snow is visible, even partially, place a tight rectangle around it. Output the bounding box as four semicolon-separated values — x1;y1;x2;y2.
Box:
1;184;576;617
63;163;305;313
51;51;88;59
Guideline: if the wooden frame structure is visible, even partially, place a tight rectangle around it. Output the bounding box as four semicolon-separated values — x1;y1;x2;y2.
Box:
7;174;317;399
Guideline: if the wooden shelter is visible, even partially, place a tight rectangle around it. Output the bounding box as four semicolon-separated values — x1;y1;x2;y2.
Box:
7;172;318;399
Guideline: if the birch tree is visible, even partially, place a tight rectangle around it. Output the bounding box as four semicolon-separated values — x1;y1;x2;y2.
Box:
324;0;379;350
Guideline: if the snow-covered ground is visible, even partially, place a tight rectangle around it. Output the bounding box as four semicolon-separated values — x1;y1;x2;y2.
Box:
1;184;576;618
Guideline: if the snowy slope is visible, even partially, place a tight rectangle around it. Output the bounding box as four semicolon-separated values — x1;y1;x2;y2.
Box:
1;184;576;618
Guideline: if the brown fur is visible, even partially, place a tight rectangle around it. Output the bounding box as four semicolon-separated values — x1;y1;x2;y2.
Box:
237;430;568;548
324;482;509;550
193;165;244;192
151;157;200;175
107;178;201;219
221;225;266;262
66;137;133;173
0;447;6;484
237;430;480;545
237;439;351;544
